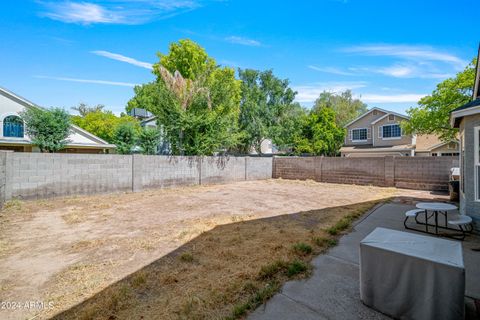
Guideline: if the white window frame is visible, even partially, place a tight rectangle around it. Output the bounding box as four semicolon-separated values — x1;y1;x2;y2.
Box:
381;124;402;140
351;128;368;142
475;126;480;201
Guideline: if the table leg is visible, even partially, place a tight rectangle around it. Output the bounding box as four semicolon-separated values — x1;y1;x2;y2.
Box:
444;211;447;228
435;211;438;235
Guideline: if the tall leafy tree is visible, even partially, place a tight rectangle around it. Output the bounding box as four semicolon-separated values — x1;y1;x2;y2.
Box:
128;39;241;156
20;107;71;152
293;107;345;156
312;90;368;127
404;58;476;141
71;103;105;117
114;122;137;154
237;69;297;154
138;126;160;155
71;110;140;143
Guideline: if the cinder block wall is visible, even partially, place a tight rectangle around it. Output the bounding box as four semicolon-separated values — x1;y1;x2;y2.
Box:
273;156;459;191
394;157;459;190
10;153;132;199
0;152;273;203
201;156;246;184
133;155;200;191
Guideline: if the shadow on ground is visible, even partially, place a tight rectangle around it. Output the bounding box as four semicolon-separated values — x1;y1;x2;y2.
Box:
50;195;451;320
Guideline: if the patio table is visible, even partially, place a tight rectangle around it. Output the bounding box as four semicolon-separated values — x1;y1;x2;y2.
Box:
360;227;465;320
416;202;458;235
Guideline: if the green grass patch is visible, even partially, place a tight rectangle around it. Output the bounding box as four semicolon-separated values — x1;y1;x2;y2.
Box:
286;260;308;277
228;281;281;319
314;237;337;248
179;252;194;262
292;242;312;255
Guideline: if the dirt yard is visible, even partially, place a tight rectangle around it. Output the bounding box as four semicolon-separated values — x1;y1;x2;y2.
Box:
0;179;446;320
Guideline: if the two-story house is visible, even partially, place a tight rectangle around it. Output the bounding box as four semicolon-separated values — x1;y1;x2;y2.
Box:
340;107;459;157
341;107;414;157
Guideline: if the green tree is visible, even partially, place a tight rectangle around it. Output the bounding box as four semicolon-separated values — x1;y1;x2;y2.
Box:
71;103;104;117
237;69;297;154
128;39;241;156
114;122;137;154
312;90;368;127
404;58;476;141
271;103;307;153
20;107;71;152
138;126;160;155
293;107;345;156
71;110;140;143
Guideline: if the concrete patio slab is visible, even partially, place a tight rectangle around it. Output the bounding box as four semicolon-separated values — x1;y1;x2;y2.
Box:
248;201;480;320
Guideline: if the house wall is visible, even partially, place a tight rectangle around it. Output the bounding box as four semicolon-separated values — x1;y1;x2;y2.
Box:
372;115;412;147
0;153;273;201
459;114;480;230
273;156;458;191
345;110;386;146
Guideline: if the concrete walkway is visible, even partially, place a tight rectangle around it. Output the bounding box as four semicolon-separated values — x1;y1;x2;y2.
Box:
249;201;480;320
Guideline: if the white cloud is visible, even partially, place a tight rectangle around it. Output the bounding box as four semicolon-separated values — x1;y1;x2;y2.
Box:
343;44;467;70
225;36;261;47
91;50;153;69
39;1;201;25
359;93;426;104
308;65;355;76
34;75;137;87
293;82;367;103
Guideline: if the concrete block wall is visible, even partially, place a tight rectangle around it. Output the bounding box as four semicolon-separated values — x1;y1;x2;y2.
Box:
273;156;459;191
0;152;273;202
10;153;132;199
133;155;199;191
394;157;459;191
200;156;246;184
321;157;386;186
246;157;273;180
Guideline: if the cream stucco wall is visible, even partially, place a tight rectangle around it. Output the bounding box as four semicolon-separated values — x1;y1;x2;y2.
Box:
345;109;386;146
372;115;412;147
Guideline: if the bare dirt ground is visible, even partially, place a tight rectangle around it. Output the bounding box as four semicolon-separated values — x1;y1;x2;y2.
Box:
0;179;447;320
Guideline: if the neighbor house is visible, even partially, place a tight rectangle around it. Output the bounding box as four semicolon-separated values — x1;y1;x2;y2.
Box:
450;46;480;230
340;107;459;157
341;107;414;157
0;87;115;153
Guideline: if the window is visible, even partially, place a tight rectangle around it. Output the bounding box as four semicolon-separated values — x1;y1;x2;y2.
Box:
388;114;395;121
432;153;437;157
3;115;24;138
475;127;480;201
440;152;459;157
382;124;401;139
352;128;367;141
373;110;377;115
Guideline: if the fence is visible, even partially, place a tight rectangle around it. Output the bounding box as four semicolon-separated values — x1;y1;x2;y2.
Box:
0;152;272;201
0;152;459;204
273;156;459;191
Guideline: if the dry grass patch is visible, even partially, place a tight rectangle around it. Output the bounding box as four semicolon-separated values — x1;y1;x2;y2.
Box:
52;198;387;320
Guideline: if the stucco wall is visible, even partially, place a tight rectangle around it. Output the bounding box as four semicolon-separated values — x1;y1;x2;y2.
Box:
372;115;412;147
0;153;273;201
345;110;386;146
459;114;480;229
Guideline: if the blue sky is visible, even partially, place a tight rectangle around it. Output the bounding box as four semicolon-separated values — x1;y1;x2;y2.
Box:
0;0;477;115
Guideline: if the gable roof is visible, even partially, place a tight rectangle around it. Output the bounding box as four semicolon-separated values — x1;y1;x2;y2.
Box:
370;112;409;125
0;86;115;148
344;107;410;128
415;134;458;152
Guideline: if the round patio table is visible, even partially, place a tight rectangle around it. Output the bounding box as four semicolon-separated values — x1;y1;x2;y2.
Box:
416;202;458;235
